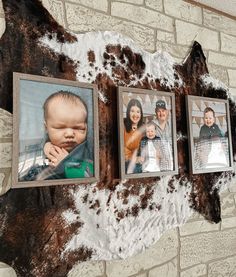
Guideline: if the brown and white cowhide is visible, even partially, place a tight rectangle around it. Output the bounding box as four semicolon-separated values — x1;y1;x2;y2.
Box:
0;1;235;276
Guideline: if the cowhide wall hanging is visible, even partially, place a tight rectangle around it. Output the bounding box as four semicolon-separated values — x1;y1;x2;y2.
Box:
0;1;235;276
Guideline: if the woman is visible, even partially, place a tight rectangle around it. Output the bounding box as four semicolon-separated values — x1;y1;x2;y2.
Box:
124;99;144;174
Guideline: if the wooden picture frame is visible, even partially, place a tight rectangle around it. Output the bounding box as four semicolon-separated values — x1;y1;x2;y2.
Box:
12;72;99;188
118;86;178;180
186;95;233;174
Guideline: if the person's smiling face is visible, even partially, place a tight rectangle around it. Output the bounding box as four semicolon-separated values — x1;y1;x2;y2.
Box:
129;105;141;125
204;111;215;127
156;108;168;123
45;97;87;152
146;125;156;139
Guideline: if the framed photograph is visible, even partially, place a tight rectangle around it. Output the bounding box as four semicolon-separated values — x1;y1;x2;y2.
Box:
118;86;178;180
12;73;99;188
186;95;233;174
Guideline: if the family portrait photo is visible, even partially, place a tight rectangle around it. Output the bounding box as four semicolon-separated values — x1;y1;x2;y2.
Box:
118;87;178;179
186;95;233;174
12;73;99;188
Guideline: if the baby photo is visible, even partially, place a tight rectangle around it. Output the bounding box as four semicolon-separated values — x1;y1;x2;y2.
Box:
12;73;99;188
186;95;233;174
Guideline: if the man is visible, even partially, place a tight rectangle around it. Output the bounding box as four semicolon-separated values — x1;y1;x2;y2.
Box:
153;99;171;140
152;99;173;171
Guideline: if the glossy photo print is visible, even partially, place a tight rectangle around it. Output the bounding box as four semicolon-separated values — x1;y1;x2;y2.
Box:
118;87;178;180
186;95;233;174
12;73;99;188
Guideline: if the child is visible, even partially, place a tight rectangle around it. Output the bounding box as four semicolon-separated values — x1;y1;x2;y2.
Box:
197;107;228;169
42;90;93;179
199;107;224;139
43;91;87;164
139;122;162;172
21;91;93;181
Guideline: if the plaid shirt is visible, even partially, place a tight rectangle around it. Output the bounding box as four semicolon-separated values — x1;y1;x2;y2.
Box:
139;136;173;171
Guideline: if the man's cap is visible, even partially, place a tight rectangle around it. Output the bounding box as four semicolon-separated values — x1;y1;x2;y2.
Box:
156;99;166;110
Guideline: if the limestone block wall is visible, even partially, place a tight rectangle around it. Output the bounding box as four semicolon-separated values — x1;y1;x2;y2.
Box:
0;0;236;276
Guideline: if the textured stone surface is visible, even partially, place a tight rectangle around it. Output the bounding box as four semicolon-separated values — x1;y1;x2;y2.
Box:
0;173;4;186
208;256;236;277
229;87;236;97
42;0;66;26
106;229;178;277
0;111;11;196
228;180;236;192
208;52;236;67
156;30;175;43
164;0;202;24
203;9;236;37
149;258;177;277
228;69;236;87
207;64;228;85
181;264;206;277
0;110;12;139
221;217;236;229
221;33;236;55
156;41;189;60
116;0;143;4
134;273;146;277
0;0;3;15
179;220;219;236
220;192;236;217
0;17;5;38
145;0;163;11
0;143;11;168
66;0;108;12
0;262;17;277
176;20;219;51
111;2;173;31
0;170;11;196
65;3;155;51
180;229;236;268
67;261;104;277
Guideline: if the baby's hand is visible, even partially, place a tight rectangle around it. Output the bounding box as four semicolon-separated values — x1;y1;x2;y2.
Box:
137;156;144;164
44;142;69;167
156;151;161;160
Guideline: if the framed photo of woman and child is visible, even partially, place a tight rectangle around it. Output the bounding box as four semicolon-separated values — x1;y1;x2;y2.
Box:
12;73;99;188
118;86;178;180
186;95;233;174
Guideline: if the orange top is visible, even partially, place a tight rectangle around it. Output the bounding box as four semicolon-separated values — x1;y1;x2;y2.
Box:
124;128;142;160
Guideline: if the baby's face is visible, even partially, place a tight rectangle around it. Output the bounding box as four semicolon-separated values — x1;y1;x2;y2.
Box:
45;98;87;152
204;111;215;127
146;125;156;139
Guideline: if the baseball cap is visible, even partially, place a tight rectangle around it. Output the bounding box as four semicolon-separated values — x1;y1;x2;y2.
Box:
156;99;166;110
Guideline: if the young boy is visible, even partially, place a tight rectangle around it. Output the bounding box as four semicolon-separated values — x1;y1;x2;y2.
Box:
196;107;227;169
21;90;93;181
138;122;162;172
199;107;224;139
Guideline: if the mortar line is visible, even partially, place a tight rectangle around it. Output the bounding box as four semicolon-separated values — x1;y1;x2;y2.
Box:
177;227;181;277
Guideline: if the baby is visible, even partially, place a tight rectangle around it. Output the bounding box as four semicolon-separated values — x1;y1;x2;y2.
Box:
20;90;93;181
43;90;88;167
139;122;161;172
199;107;223;139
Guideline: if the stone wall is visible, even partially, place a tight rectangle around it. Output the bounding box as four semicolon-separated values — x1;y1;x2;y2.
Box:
0;0;236;276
